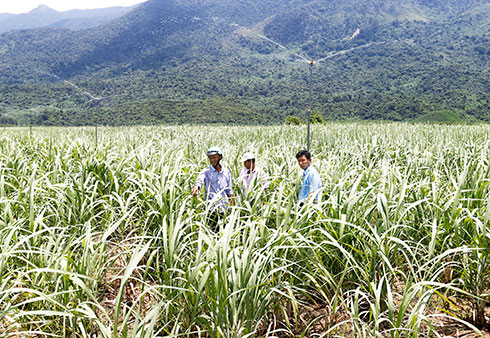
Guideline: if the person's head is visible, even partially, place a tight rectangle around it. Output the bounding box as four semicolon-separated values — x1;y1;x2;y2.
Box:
206;146;223;167
241;152;256;170
296;150;311;170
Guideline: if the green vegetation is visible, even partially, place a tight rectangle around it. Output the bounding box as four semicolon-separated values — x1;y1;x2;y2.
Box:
415;109;464;123
310;113;325;124
285;115;304;125
0;0;488;125
0;123;489;336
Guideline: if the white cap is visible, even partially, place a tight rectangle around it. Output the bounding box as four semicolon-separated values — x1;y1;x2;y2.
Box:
241;152;255;163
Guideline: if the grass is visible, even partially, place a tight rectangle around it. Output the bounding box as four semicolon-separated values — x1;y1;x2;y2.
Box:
0;123;489;337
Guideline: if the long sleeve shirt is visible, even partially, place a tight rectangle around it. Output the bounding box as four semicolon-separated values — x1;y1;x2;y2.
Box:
238;167;270;191
195;165;233;212
299;165;322;203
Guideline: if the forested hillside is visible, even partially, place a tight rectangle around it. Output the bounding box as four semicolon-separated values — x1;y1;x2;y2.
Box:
0;0;488;125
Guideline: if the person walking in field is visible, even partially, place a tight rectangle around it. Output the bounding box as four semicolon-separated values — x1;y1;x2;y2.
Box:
296;149;322;205
238;152;270;191
192;146;234;231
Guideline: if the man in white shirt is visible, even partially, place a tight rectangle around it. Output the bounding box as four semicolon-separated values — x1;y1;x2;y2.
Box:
238;152;270;191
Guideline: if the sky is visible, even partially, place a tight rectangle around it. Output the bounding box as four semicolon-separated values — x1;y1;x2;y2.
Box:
0;0;147;14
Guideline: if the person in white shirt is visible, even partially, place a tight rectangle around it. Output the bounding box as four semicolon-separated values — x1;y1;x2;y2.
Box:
238;152;270;191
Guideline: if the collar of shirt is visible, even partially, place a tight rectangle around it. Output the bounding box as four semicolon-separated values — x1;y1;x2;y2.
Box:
303;166;311;177
241;167;256;175
209;165;226;173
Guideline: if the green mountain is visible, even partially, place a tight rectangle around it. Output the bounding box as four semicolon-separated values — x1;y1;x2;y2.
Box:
0;0;488;126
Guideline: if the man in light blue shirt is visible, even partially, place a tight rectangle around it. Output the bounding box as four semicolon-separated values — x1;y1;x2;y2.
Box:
296;150;322;205
192;146;233;230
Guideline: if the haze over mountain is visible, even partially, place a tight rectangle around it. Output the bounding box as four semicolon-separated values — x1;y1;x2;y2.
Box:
0;0;488;125
0;4;137;33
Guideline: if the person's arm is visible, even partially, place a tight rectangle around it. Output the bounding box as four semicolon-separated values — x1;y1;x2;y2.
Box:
312;172;322;190
225;171;234;205
310;170;323;202
238;168;247;189
192;169;206;196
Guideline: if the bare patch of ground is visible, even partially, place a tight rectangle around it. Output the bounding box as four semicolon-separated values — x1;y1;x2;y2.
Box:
94;243;157;334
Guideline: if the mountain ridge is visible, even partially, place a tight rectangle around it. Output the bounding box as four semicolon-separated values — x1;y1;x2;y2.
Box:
0;0;488;125
0;4;138;33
